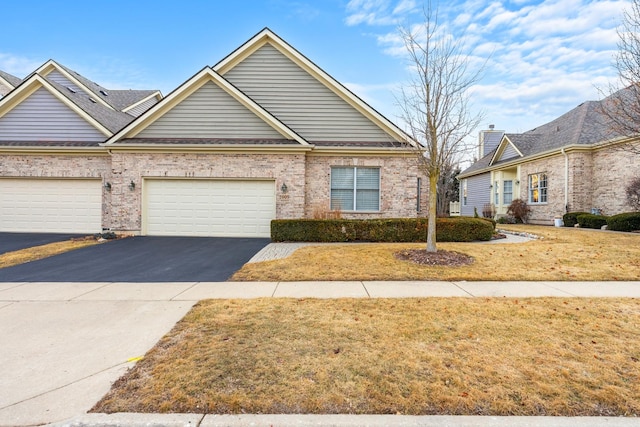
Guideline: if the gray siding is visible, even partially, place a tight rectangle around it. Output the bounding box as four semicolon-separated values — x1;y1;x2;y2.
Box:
499;143;520;161
0;87;105;142
137;81;283;139
45;70;83;94
126;97;158;117
223;44;394;142
460;173;491;216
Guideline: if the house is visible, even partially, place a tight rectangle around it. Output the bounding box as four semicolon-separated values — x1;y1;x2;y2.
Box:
0;28;423;237
458;90;640;224
0;70;21;98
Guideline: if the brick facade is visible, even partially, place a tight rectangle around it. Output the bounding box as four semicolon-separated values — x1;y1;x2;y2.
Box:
304;154;424;219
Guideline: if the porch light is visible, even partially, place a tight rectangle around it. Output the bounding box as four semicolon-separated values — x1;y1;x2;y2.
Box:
281;182;288;193
516;180;520;185
104;182;112;191
129;180;136;191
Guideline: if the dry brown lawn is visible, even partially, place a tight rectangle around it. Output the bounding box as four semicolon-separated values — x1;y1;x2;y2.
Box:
0;238;99;269
231;225;640;281
93;297;640;416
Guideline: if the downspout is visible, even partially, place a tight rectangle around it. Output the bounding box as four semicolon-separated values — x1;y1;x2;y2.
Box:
561;148;568;213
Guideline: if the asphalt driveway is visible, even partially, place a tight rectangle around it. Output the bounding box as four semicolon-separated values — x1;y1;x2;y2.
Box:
0;232;85;255
0;236;270;282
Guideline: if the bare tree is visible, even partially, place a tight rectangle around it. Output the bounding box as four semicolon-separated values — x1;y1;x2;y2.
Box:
599;0;640;154
436;161;460;217
397;3;484;252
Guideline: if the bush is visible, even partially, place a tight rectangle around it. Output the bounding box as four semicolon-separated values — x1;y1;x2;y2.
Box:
506;199;531;223
576;213;609;229
562;211;589;227
607;212;640;232
271;217;493;243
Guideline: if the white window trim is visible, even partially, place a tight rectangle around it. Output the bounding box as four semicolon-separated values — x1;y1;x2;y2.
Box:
330;166;381;212
528;173;548;204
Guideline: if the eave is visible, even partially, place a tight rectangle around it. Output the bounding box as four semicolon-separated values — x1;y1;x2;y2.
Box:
102;143;313;154
0;145;108;155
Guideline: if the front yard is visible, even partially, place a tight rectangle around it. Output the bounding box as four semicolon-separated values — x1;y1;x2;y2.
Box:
231;225;640;281
91;225;640;416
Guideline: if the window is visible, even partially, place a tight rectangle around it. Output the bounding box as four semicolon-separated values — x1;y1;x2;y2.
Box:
503;180;513;205
331;167;380;211
462;179;467;205
528;173;547;204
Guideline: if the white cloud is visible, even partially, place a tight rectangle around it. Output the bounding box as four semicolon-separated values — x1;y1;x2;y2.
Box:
344;0;631;141
0;53;42;78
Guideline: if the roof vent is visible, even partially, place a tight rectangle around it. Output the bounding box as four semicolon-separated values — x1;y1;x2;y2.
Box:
89;97;97;103
100;90;108;96
489;124;495;130
556;126;560;132
66;86;76;93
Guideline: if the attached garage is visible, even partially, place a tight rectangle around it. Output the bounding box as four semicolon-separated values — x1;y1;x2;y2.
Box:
0;178;102;233
143;179;276;237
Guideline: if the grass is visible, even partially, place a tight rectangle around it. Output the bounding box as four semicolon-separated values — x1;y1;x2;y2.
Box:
0;238;100;269
92;297;640;416
231;225;640;281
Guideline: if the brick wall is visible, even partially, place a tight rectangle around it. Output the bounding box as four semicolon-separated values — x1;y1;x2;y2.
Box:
304;154;424;219
108;151;307;232
592;144;640;215
518;156;566;225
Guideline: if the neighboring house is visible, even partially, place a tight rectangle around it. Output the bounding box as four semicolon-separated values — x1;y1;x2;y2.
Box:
0;70;21;98
0;28;423;237
458;90;640;224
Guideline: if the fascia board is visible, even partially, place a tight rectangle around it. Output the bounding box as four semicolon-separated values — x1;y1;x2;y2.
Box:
0;75;112;137
102;143;312;154
0;75;15;90
121;91;163;113
36;60;115;111
0;146;108;155
214;29;415;147
308;146;416;156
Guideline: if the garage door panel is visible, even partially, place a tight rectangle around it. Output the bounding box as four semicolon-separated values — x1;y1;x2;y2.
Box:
144;179;275;238
0;179;102;233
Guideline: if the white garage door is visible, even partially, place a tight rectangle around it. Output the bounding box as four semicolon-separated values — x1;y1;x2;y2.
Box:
0;178;102;233
144;179;276;237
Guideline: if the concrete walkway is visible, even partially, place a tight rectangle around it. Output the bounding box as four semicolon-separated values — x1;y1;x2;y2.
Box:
1;280;639;427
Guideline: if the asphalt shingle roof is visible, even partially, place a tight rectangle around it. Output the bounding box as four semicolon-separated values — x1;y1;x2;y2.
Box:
460;88;630;177
0;70;22;87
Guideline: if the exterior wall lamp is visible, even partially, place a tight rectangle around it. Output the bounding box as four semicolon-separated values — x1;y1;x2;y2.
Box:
281;182;288;193
104;182;112;191
129;180;136;191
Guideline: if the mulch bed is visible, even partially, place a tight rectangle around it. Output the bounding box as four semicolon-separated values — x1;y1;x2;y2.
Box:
395;249;475;266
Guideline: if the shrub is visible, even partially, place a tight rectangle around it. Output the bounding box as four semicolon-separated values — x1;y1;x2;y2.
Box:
607;212;640;232
576;213;609;229
506;199;531;223
271;217;493;243
625;176;640;211
563;211;589;227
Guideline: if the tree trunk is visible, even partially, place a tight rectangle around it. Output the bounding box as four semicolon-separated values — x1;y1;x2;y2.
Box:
427;172;438;252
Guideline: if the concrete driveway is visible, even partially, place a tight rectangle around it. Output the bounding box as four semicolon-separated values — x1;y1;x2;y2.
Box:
0;232;85;255
0;236;270;282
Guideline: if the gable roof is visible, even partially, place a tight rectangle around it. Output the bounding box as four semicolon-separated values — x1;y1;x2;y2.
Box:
459;89;631;178
34;60;161;113
0;70;22;89
105;66;308;146
0;73;134;140
214;27;414;146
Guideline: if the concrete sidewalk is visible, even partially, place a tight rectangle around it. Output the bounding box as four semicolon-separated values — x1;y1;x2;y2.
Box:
1;280;639;426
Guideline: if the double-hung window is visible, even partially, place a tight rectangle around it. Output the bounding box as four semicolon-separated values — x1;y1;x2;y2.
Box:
503;180;513;205
528;173;547;204
330;167;380;211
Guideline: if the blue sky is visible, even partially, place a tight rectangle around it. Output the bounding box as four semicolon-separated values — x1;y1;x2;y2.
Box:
0;0;630;153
